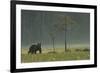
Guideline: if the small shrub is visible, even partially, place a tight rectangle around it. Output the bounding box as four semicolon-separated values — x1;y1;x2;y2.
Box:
83;48;90;51
75;49;82;52
65;49;71;52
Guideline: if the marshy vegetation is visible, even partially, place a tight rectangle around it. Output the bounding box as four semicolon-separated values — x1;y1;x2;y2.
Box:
21;48;90;63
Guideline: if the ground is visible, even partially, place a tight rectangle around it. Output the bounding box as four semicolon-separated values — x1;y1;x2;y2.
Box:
21;48;90;63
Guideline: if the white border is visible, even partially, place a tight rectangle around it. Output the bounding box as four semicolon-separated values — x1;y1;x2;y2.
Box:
16;4;94;69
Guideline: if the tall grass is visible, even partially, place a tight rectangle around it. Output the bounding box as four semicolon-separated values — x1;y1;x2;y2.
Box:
21;48;90;63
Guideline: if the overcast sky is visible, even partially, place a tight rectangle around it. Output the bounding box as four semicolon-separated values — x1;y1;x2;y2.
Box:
21;10;90;49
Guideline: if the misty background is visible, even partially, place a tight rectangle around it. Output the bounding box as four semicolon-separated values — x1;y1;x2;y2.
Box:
21;10;90;49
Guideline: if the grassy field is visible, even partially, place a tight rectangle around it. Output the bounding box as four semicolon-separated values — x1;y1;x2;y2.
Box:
21;48;90;63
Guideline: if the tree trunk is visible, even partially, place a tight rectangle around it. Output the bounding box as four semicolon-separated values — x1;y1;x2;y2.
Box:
65;27;67;52
52;38;55;52
65;17;67;52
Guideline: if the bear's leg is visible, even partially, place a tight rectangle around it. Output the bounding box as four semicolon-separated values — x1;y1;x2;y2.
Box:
39;49;42;54
34;51;36;54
